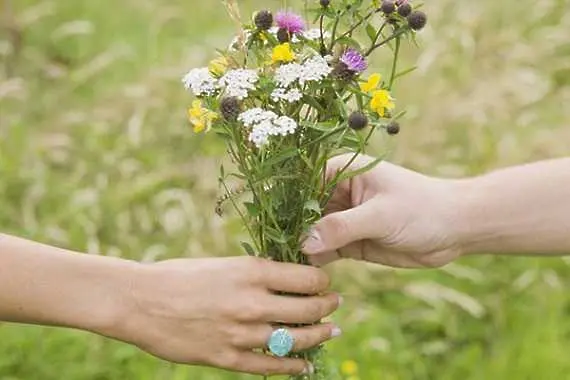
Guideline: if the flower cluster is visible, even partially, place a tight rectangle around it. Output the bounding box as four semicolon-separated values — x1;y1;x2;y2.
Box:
238;108;298;147
181;2;428;378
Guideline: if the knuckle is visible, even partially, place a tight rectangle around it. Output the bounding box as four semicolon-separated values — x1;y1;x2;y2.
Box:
325;214;349;238
304;268;330;294
235;300;266;321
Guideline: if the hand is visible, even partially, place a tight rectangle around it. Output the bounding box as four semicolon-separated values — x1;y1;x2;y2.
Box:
110;257;341;376
302;154;463;268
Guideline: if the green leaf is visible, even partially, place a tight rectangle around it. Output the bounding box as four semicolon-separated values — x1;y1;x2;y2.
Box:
394;66;418;80
264;228;288;244
241;242;257;256
302;95;326;115
366;23;377;44
335;36;361;50
304;200;322;216
243;202;260;218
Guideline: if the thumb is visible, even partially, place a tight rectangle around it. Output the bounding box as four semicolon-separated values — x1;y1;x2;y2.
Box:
302;204;378;255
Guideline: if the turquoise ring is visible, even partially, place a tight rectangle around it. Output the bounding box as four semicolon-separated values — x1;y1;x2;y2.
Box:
267;328;295;357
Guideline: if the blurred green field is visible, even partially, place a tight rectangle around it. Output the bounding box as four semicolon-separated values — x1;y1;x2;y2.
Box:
1;0;570;379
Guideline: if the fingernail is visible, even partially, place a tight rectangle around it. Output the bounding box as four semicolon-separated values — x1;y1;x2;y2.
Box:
301;362;315;375
331;326;343;338
302;229;324;253
338;294;344;306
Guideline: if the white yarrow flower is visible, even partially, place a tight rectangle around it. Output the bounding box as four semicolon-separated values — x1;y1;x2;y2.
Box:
301;28;331;41
220;69;259;100
182;68;218;96
299;55;332;85
275;63;304;88
238;108;298;148
271;88;303;103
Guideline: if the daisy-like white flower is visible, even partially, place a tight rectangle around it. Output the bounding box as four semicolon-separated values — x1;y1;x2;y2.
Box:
220;69;259;100
271;88;303;103
182;68;218;96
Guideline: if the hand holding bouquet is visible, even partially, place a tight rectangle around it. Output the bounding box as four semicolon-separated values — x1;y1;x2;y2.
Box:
182;1;427;378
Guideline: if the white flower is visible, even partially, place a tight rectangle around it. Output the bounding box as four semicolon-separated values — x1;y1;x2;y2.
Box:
274;55;331;88
220;69;259;100
182;68;218;96
300;28;331;41
271;88;303;103
299;55;332;85
274;63;304;88
273;116;297;135
238;108;277;127
238;108;298;148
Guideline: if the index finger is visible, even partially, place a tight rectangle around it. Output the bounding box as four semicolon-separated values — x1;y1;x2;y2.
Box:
261;261;330;295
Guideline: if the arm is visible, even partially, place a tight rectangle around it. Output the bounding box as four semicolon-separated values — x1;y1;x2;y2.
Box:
0;234;341;375
458;157;570;255
0;233;132;333
302;155;570;268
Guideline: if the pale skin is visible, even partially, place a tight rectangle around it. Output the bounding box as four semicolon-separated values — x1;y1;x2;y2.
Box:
303;154;570;267
0;234;342;376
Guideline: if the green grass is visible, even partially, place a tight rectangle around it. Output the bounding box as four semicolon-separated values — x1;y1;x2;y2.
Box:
1;0;570;379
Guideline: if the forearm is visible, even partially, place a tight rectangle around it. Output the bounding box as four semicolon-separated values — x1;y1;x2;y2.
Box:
0;234;135;336
457;158;570;256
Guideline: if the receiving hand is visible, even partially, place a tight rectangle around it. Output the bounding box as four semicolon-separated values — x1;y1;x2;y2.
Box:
303;154;463;268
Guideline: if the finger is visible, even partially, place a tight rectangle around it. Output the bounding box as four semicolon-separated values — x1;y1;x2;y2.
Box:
325;153;377;182
238;323;341;352
302;203;379;255
225;351;312;376
264;292;341;324
262;261;330;295
307;251;341;267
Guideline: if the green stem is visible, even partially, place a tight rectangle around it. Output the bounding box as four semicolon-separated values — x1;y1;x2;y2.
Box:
389;35;401;90
365;27;408;56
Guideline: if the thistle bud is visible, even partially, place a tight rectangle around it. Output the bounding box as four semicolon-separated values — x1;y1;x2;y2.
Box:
320;0;330;8
348;111;368;130
331;62;355;81
220;97;241;121
277;28;291;43
407;11;427;31
386;121;400;135
397;3;412;17
381;1;396;14
254;10;273;31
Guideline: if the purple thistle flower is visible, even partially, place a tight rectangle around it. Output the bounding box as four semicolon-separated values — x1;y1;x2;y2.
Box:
340;48;368;73
275;11;306;34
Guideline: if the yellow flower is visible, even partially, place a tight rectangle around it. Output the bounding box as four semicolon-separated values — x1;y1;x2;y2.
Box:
272;43;296;64
341;360;359;376
188;100;218;133
208;56;229;76
370;89;395;117
360;73;382;93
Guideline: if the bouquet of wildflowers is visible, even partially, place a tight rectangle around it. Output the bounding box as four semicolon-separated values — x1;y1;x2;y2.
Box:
182;0;427;378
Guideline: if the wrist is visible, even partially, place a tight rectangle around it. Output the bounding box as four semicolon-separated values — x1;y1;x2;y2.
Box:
72;256;142;341
452;175;496;256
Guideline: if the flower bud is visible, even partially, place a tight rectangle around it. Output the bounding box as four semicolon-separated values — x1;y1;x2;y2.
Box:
386;121;400;135
407;11;427;31
397;3;412;17
320;0;330;8
381;1;396;15
277;28;291;43
220;97;241;121
254;10;274;31
332;62;355;81
348;111;368;130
